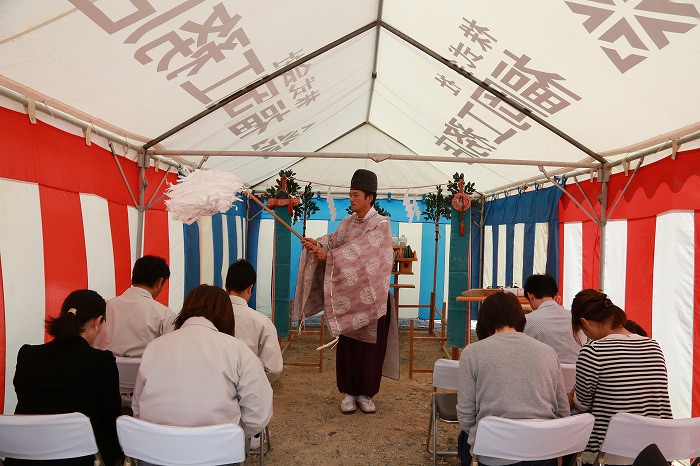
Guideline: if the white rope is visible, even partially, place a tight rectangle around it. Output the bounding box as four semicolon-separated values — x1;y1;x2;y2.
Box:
296;315;306;335
316;336;339;351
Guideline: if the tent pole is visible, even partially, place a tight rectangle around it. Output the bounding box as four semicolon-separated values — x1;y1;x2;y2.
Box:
430;217;439;334
598;166;610;292
135;153;147;257
607;157;644;219
478;204;485;288
146;149;598;169
539;167;599;224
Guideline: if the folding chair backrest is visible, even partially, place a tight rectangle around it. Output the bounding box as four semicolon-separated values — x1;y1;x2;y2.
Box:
560;363;576;391
473;414;595;461
432;359;459;390
601;412;700;461
115;356;141;393
0;412;98;460
116;415;246;466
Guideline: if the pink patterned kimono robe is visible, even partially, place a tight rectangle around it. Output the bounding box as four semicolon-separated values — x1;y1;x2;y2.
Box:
294;208;394;344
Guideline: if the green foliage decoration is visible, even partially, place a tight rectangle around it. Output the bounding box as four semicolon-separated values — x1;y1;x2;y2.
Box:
295;183;319;236
262;170;319;235
423;173;478;223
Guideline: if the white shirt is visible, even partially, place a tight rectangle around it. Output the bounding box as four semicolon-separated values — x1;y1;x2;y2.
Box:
523;299;582;364
93;287;176;357
230;295;283;383
132;316;272;436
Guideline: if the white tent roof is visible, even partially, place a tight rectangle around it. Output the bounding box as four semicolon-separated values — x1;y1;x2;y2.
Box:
1;0;698;194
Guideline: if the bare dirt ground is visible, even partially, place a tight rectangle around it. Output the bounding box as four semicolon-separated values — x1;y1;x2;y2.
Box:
246;326;464;466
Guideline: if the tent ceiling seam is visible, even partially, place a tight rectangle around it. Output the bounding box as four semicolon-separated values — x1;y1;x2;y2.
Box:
143;21;378;150
366;0;384;123
378;21;606;164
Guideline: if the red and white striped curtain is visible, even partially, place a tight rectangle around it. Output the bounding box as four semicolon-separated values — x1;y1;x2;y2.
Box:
559;149;700;419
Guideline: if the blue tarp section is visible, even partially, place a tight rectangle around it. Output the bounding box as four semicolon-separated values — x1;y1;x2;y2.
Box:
481;186;562;286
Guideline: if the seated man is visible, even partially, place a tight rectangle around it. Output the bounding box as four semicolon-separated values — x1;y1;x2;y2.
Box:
225;259;282;452
94;255;176;357
225;259;283;384
523;273;582;364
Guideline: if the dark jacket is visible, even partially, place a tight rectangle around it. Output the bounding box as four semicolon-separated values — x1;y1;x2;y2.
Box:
10;337;122;466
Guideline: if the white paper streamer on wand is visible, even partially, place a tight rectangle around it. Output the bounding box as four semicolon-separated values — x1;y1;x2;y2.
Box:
411;195;422;221
165;169;245;224
327;185;336;222
402;189;414;222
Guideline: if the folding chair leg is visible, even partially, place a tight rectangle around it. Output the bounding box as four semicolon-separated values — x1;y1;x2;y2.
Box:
258;428;264;466
432;414;439;466
256;425;271;465
431;399;439;466
426;399;434;453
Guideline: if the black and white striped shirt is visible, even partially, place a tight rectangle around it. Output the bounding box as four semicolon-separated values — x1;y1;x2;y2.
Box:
573;333;672;455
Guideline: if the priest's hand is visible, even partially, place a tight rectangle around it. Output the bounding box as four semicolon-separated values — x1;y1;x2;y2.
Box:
313;246;327;261
301;237;317;250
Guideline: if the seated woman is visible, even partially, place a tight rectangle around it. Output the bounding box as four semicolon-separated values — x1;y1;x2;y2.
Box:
457;292;569;466
570;289;672;465
10;289;122;466
132;284;272;437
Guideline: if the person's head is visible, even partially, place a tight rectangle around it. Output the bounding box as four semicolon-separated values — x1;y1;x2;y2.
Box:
349;169;377;216
175;285;235;336
225;259;256;300
46;289;106;343
624;319;648;337
131;255;170;297
475;292;526;340
571;289;626;343
523;274;558;300
523;274;558;310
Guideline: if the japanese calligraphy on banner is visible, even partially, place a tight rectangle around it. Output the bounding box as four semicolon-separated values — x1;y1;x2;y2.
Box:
434;16;581;158
70;0;320;145
565;1;698;74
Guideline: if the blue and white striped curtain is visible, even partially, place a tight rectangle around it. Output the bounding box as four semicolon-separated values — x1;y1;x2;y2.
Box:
471;186;562;289
182;205;246;296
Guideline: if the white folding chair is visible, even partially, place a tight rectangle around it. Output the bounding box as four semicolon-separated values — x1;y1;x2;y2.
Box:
116;415;246;466
472;413;595;466
598;412;700;465
0;412;103;464
560;363;576;391
426;358;460;466
115;356;141;410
